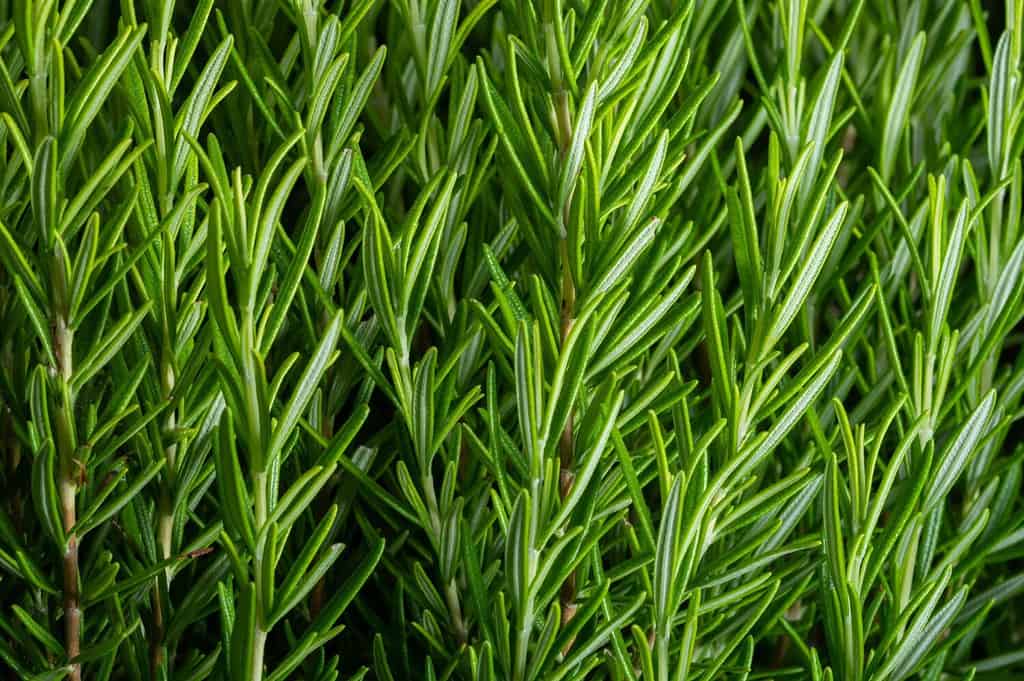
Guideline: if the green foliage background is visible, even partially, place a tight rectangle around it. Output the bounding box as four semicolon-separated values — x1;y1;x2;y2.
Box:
1;0;1024;679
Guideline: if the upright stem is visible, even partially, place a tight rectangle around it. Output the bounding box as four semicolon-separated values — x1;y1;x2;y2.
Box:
61;531;80;680
150;561;166;673
557;242;579;645
254;472;268;527
152;355;176;675
557;240;576;495
158;358;178;562
251;470;268;681
553;26;576;501
552;19;580;638
54;314;81;681
309;381;334;619
250;629;267;681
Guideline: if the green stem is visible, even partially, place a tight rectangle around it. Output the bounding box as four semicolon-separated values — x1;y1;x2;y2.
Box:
254;471;268;527
251;470;269;680
250;628;267;681
557;240;578;646
54;314;80;681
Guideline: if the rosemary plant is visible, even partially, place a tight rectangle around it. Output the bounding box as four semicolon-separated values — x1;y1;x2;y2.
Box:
2;0;1024;680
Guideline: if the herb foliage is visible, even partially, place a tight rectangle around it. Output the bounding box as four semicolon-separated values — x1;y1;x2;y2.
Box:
1;1;1024;680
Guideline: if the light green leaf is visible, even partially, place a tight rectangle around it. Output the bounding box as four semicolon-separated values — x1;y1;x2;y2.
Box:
880;33;925;183
923;391;996;512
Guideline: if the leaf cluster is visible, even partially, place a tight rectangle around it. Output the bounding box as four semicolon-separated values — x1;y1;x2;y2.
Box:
1;1;1024;681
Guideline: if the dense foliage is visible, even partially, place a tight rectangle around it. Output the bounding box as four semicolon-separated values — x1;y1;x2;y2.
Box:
1;0;1024;679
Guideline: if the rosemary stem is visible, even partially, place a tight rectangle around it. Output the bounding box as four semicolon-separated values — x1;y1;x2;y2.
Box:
55;314;80;681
